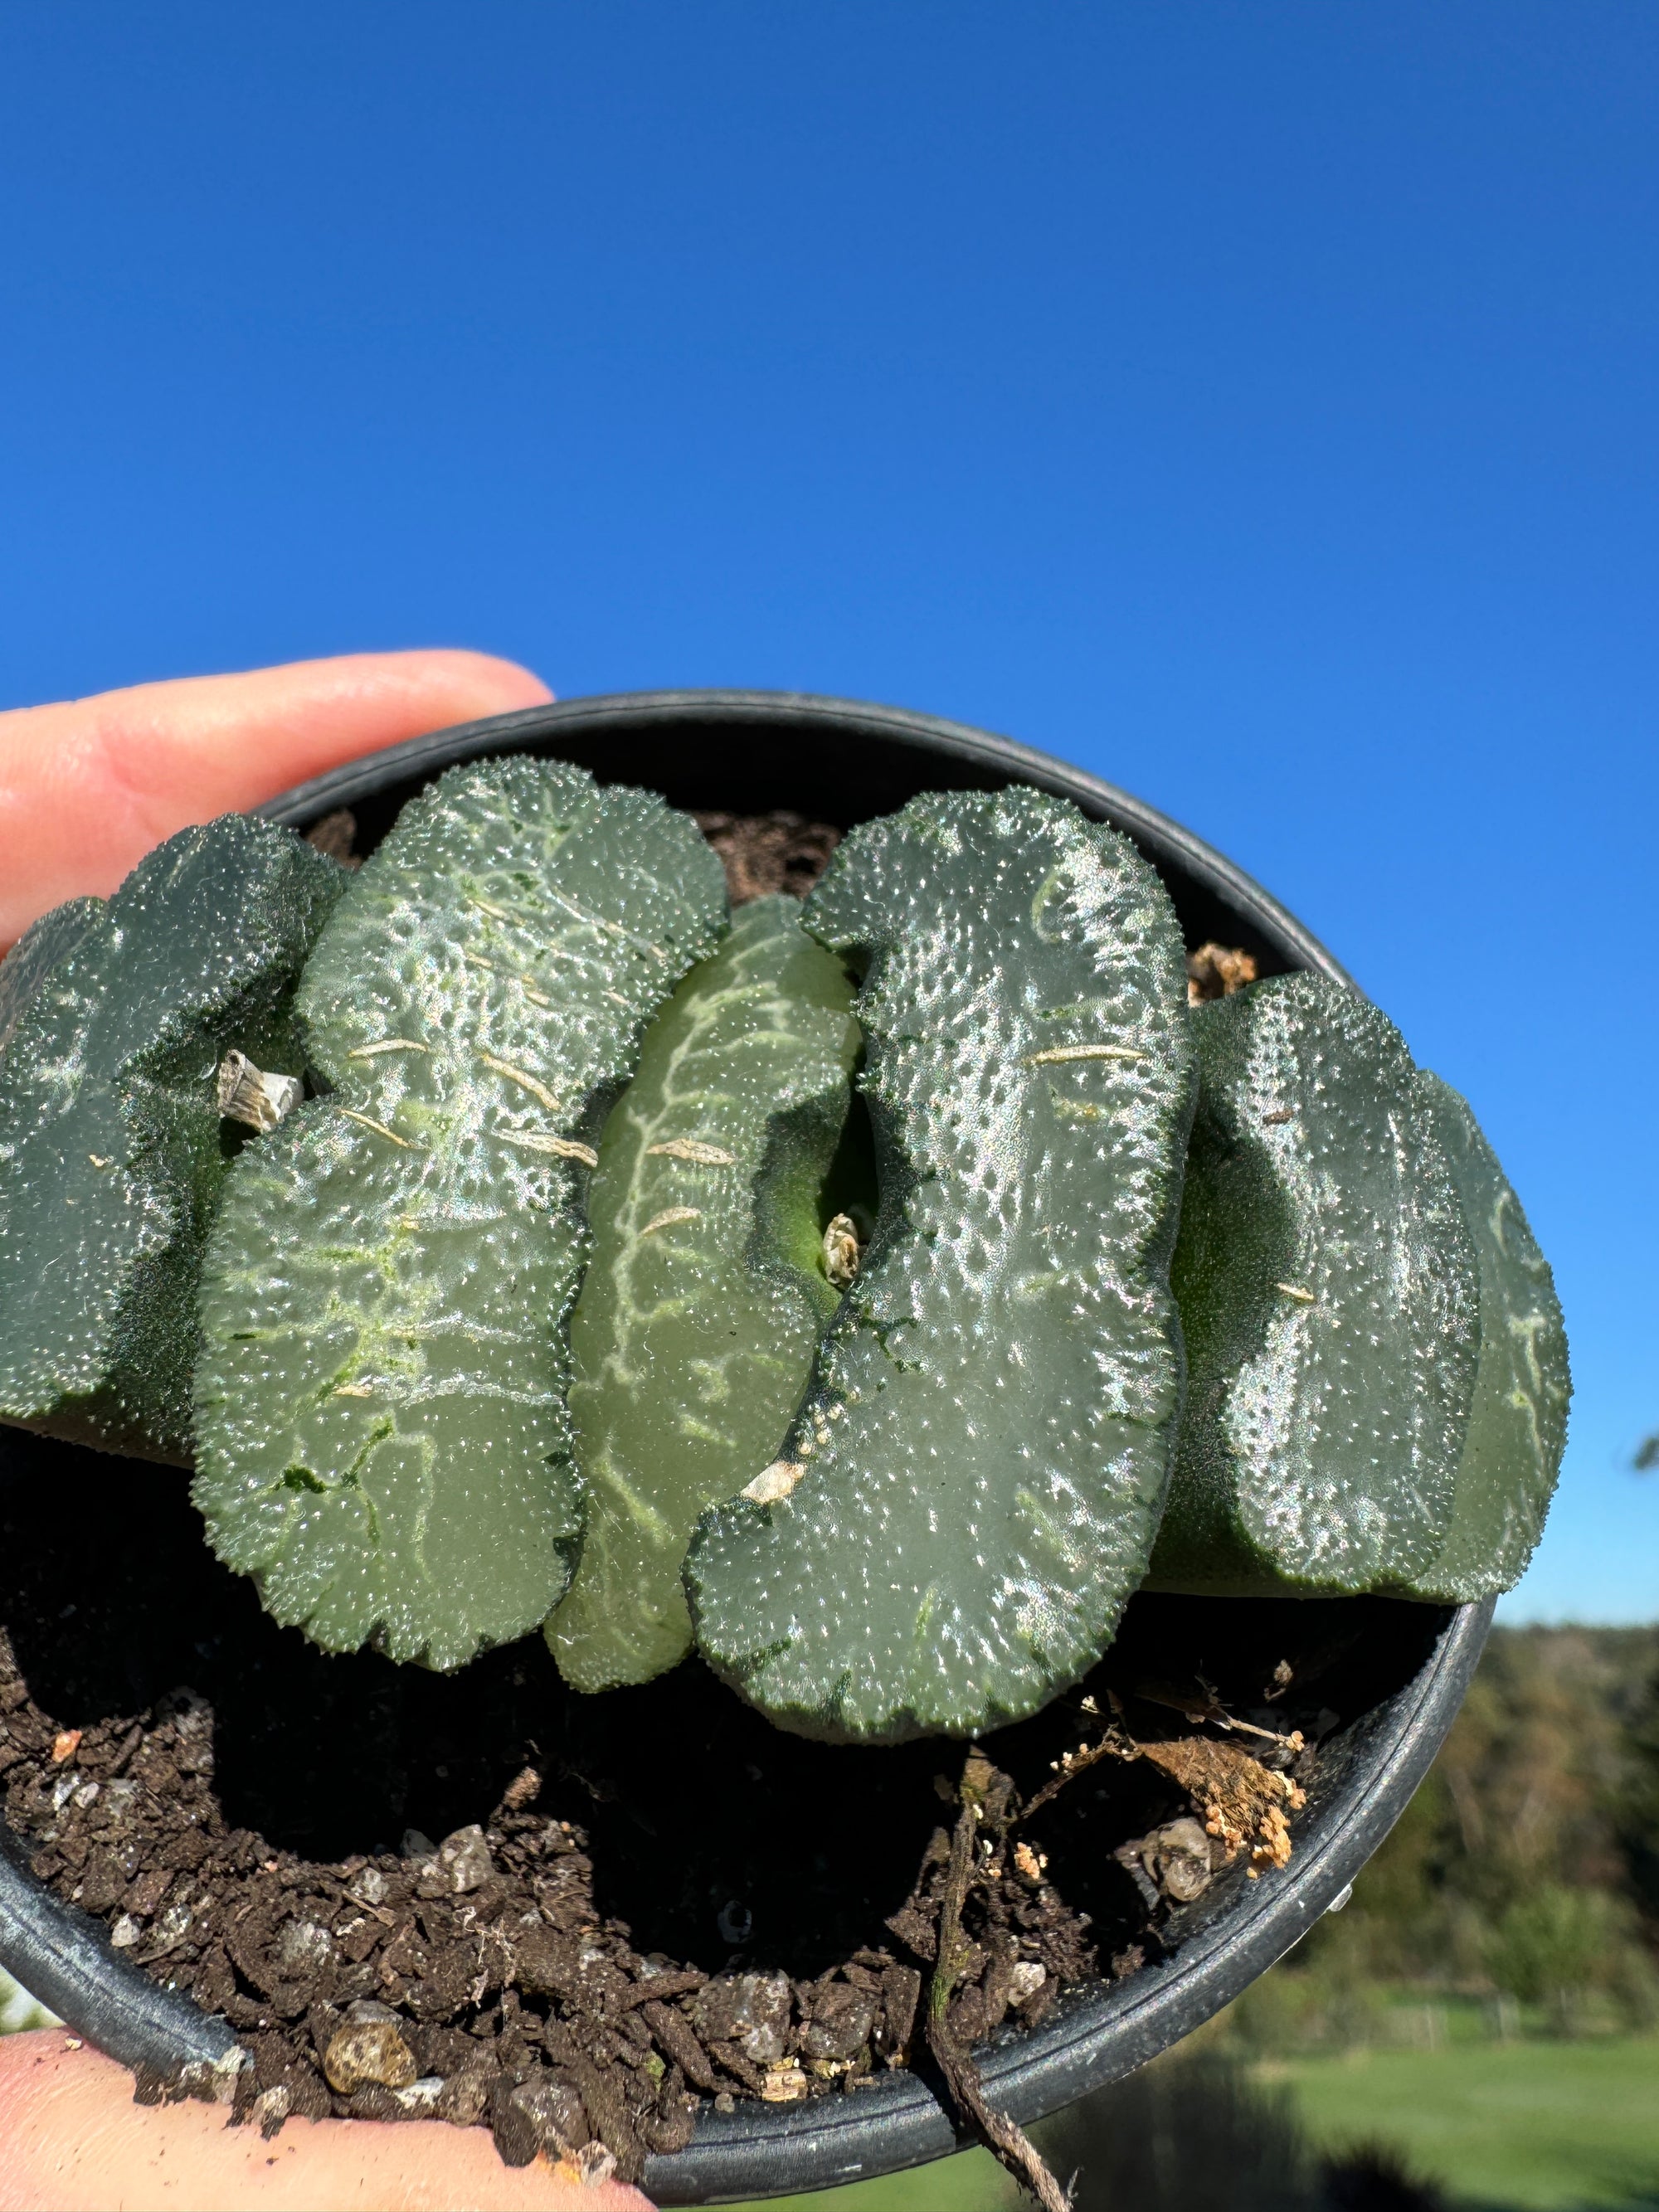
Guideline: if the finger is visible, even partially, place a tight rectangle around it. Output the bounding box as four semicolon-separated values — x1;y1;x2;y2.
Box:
0;649;553;947
0;2034;653;2212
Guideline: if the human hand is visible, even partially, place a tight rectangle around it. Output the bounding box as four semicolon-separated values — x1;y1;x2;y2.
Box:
0;2033;652;2210
0;649;554;949
0;653;654;2210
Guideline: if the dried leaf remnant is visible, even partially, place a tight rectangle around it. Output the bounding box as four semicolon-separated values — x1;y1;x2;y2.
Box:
1185;942;1259;1004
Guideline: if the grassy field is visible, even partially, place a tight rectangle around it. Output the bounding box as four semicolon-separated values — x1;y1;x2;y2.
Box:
0;1968;55;2035
1269;2035;1659;2210
723;2036;1659;2212
722;2145;1012;2212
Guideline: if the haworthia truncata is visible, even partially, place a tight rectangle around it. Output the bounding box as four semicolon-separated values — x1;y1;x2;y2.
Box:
1147;973;1481;1597
1388;1072;1569;1602
0;819;346;1461
192;758;727;1670
687;787;1195;1743
550;894;860;1691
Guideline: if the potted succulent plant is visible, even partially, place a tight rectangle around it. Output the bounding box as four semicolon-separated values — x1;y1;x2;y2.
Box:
0;692;1565;2205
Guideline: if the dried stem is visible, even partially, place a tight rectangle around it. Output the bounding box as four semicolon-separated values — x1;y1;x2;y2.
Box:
1016;1714;1141;1826
1018;1675;1306;1832
926;1753;1072;2212
1134;1676;1304;1752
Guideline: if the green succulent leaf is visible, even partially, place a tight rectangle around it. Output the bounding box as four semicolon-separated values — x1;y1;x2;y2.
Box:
0;897;102;1056
0;820;346;1461
687;787;1194;1743
192;758;727;1671
1147;973;1481;1597
549;894;860;1692
1387;1072;1570;1601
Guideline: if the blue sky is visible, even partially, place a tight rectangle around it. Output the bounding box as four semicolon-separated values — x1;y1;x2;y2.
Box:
0;4;1653;1621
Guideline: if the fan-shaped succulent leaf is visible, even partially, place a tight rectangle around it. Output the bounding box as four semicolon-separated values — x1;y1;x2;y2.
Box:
0;898;101;1054
549;895;860;1691
1147;973;1480;1597
687;787;1194;1743
1387;1073;1569;1601
192;758;727;1670
0;821;346;1461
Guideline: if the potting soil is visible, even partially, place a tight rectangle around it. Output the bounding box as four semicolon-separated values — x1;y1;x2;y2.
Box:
0;1427;1414;2177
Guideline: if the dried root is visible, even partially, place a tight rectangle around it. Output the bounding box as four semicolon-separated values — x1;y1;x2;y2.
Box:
926;1753;1073;2211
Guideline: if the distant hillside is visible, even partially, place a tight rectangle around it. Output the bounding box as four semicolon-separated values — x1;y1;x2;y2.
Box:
1233;1622;1659;2044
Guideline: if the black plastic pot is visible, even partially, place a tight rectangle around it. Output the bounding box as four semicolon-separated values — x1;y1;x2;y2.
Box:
0;690;1491;2204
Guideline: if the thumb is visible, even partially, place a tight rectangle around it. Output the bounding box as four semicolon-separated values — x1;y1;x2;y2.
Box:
0;2033;654;2212
0;650;553;948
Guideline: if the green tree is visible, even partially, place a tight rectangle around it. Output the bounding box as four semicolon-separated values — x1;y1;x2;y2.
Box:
1484;1884;1623;2031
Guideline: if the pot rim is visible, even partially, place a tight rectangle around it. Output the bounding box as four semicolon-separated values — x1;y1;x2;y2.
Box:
0;688;1490;2205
